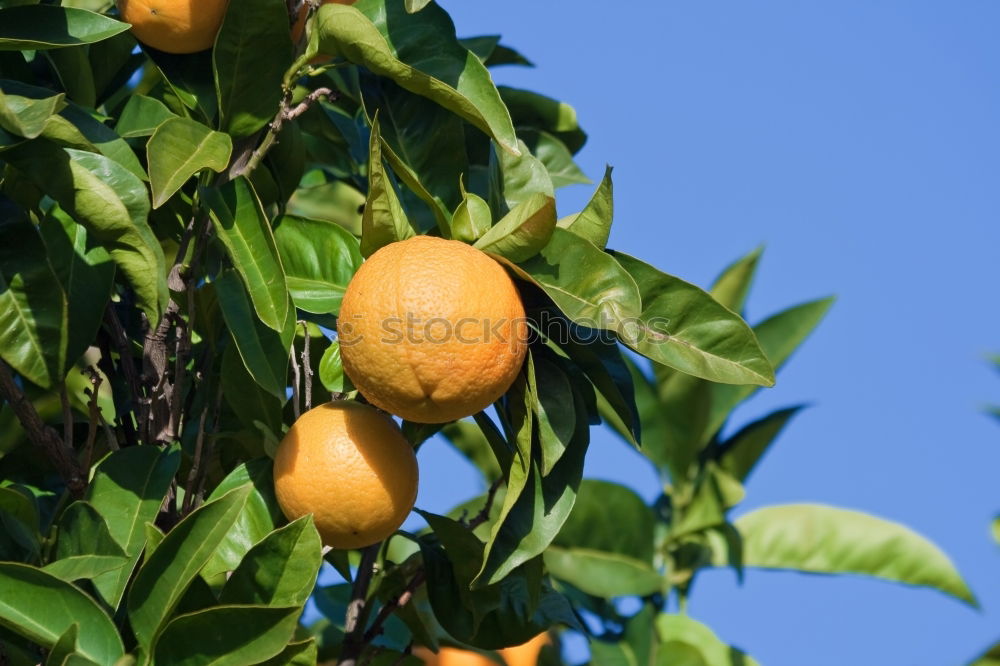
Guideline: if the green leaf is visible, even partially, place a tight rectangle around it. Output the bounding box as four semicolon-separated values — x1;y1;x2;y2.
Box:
204;177;290;332
489;139;553;214
221;342;283;440
474;192;555;263
86;445;181;609
451;189;492;243
655;614;758;666
215;268;293;399
0;562;124;664
716;405;805;482
152;605;301;666
733;504;977;605
0;6;130;51
147;117;232;208
255;639;318;666
544;548;661;599
38;207;115;370
45;501;127;582
499;86;586;154
44;46;96;109
127;487;251;649
707;297;834;435
521;129;589;189
0;88;65;139
0;215;68;388
45;623;82;666
220;516;322;607
529;353;575;476
613;252;775;387
319;0;518;154
272;212;361;315
43;555;128;583
38;103;147;182
3;140;167;324
203;458;284;582
709;247;762;314
971;639;1000;666
213;0;293;137
115;94;179;139
404;0;432;12
501;228;640;332
361;117;415;257
558;166;613;249
318;339;352;393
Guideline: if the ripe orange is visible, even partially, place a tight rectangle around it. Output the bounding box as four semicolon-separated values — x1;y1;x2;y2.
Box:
116;0;229;54
272;401;418;549
414;634;550;666
337;236;528;424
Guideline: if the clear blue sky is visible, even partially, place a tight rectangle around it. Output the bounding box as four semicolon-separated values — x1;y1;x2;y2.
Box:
408;2;1000;664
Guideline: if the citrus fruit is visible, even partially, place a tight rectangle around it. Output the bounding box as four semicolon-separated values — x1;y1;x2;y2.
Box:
272;401;418;549
413;634;550;665
116;0;229;54
337;236;528;424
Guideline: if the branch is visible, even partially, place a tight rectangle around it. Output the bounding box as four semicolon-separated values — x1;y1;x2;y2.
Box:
464;477;503;530
0;362;85;497
301;322;313;412
289;342;302;420
363;569;426;644
338;543;381;666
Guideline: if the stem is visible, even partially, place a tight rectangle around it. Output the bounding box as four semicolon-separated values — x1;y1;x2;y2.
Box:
338;544;381;666
0;362;85;497
363;569;426;644
465;477;503;530
301;322;313;411
289;342;302;420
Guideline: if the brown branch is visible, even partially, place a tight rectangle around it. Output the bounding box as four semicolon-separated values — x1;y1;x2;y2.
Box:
289;342;302;420
363;569;426;644
338;543;382;666
465;477;503;530
102;305;143;438
0;361;85;497
81;367;106;470
141;300;180;444
182;401;211;515
301;322;313;412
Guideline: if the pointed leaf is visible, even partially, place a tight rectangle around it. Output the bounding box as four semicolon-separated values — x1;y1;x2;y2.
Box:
521;129;589;189
318;1;518;153
0;563;124;664
655;614;759;666
452;189;492;243
710;247;762;314
0;88;65;139
733;504;977;605
147;117;231;208
127;487;251;649
204;177;290;332
361;117;415;257
489;139;553;214
0;6;129;51
115;94;178;138
499;86;586;154
474;192;555;263
152;605;301;666
716;405;805;482
274;214;362;315
558;166;613;249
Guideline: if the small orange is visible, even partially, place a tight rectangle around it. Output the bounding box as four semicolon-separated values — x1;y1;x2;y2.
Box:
413;634;551;665
116;0;229;54
272;401;418;549
338;236;528;424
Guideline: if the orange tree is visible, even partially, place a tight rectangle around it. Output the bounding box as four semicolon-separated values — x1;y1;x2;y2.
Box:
0;0;974;664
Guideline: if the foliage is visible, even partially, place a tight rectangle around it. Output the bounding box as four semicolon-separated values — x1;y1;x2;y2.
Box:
0;0;973;664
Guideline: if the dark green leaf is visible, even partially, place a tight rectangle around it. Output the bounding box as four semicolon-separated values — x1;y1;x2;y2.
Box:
733;504;977;606
0;562;124;663
147;117;231;208
221;342;283;440
44;46;96;108
127;487;251;649
152;605;301;665
320;0;518;153
213;0;293;137
0;6;129;51
0;88;65;138
716;405;805;482
256;639;318;666
529;353;575;476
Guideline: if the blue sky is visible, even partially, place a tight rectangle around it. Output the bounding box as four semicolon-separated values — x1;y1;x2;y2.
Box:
407;2;1000;664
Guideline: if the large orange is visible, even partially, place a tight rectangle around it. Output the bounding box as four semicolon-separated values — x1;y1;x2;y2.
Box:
338;236;528;424
414;634;551;665
272;401;418;549
116;0;229;54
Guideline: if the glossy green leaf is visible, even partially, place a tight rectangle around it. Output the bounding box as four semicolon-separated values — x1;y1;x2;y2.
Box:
716;405;805;482
0;88;65;138
147;117;231;208
256;639;318;666
288;177;365;235
361;117;415;257
319;338;353;393
220;516;322;606
213;0;293;137
204;177;290;332
38;103;147;182
127;487;251;649
404;0;432;12
152;605;301;666
733;504;977;605
38;208;114;370
3;140;167;324
499;86;586;154
613;252;774;387
710;247;762;314
708;297;834;434
319;0;518;154
459;36;534;68
44;46;95;108
0;562;124;664
0;6;129;51
521;129;589;189
216;268;293;399
558;166;613;249
46;501;127;582
0;216;68;388
43;555;128;583
490;139;554;214
45;623;83;666
451;189;492;243
115;94;178;138
655;614;758;666
529;353;575;476
86;445;181;609
221;342;283;440
545;548;661;599
203;458;284;581
273;214;361;315
474;192;555;263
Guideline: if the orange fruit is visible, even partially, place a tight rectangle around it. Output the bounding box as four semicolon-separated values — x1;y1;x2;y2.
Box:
338;236;528;424
291;0;356;44
414;635;550;666
272;401;418;549
116;0;229;54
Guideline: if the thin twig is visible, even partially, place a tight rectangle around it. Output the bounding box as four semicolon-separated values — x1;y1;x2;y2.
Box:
82;367;105;470
182;403;211;515
289;342;302;420
59;384;73;450
338;543;382;666
301;321;313;411
192;383;225;507
0;361;85;497
363;569;426;643
102;306;143;436
465;477;503;530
